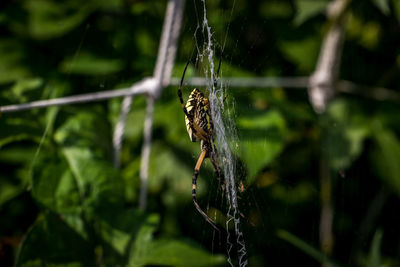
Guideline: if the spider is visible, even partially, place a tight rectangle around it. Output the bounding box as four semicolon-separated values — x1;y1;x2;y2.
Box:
177;60;224;230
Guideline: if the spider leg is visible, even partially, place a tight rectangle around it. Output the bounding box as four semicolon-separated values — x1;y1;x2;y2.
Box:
192;149;219;231
192;123;209;142
177;61;192;119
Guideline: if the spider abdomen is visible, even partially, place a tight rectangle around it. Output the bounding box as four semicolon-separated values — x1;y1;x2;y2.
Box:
185;88;213;143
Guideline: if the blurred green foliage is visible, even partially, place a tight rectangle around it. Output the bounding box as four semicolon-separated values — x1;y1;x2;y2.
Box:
0;0;400;266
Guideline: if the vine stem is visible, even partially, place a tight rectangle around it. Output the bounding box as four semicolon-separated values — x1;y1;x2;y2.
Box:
136;0;185;210
309;1;351;267
1;77;398;114
308;0;351;114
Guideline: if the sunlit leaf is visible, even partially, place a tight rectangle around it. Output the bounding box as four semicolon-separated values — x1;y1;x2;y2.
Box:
238;110;286;183
59;52;124;75
2;78;43;103
0;117;43;148
140;239;225;267
321;99;370;170
0;39;30;84
25;0;93;40
32;160;82;214
0;148;34;207
294;0;329;25
371;123;400;196
149;142;194;200
54;111;112;157
151;100;212;205
128;213;160;266
0;178;26;207
53;111;124;211
346;14;381;50
61;147;124;211
279;37;320;73
24;0;124;40
95;208;153;266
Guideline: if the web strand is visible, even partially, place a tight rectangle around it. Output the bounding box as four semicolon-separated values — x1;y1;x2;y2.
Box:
194;1;248;266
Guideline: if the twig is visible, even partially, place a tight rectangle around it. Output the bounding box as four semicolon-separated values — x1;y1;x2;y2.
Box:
1;77;399;115
319;159;334;267
153;0;185;91
139;96;154;211
137;0;185;210
338;80;400;102
172;77;400;102
308;0;351;113
0;77;158;114
309;2;351;267
113;96;134;168
113;0;184;177
170;76;310;88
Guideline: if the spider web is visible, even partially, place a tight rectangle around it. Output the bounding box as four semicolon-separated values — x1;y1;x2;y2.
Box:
191;1;248;266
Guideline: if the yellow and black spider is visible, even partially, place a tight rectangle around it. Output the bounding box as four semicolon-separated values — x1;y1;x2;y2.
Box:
177;60;224;230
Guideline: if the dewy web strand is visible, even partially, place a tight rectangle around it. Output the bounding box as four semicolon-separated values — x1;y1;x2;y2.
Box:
197;1;248;266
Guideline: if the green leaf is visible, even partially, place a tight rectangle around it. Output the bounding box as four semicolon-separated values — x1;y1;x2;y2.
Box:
23;0;122;39
371;123;400;196
260;2;292;19
54;111;112;157
128;213;160;265
2;78;43;103
0;147;37;164
91;208;156;266
95;203;225;267
372;0;390;15
151;100;214;205
97;209;151;256
148;142;199;205
0;177;27;207
279;36;320;73
0;39;30;84
32;160;82;214
140;239;225;267
238;110;286;183
393;0;400;20
0;117;43;148
277;229;338;266
0;148;35;208
294;0;329;25
59;52;124;75
321;100;370;170
367;229;383;267
24;0;93;40
46;111;124;211
61;146;124;211
15;212;95;267
96;0;123;10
